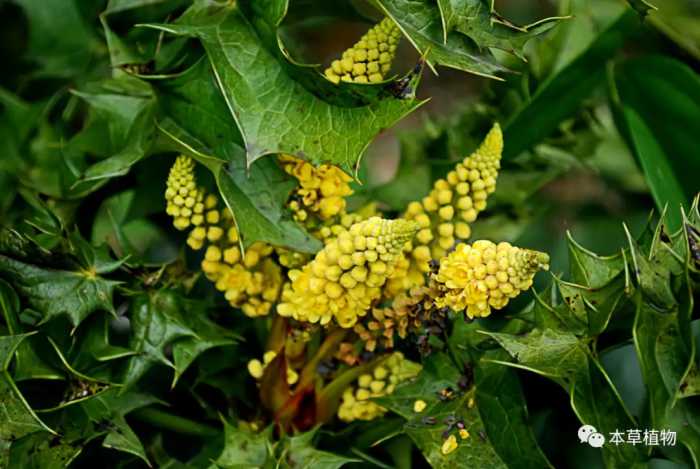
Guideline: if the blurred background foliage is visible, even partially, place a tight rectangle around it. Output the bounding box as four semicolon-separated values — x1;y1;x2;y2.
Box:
0;0;699;468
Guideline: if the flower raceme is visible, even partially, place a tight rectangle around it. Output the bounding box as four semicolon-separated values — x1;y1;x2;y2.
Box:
324;17;402;84
277;217;419;328
165;156;282;317
434;240;550;318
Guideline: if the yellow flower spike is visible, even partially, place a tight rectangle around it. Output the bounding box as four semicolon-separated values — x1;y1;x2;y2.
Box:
404;123;502;264
277;217;419;328
165;156;282;317
279;154;353;222
324;18;402;84
441;435;459;455
459;429;470;440
165;156;202;231
337;352;421;422
434;240;549;318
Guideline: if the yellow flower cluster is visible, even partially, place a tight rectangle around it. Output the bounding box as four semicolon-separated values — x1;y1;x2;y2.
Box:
324;17;402;84
165;156;282;317
247;351;299;385
434;240;549;318
279;154;353;222
277;217;419;328
337;352;420;422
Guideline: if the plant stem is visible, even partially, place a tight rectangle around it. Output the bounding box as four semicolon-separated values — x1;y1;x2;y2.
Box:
131;407;220;438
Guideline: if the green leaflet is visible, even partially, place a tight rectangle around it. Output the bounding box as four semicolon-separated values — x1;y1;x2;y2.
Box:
0;254;120;328
122;289;240;389
142;1;424;172
488;202;700;468
72;76;157;183
208;424;356;469
0;334;55;464
376;353;507;469
373;0;560;78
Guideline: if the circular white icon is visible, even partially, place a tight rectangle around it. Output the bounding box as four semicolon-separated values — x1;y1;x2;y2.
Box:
588;432;606;448
578;424;597;443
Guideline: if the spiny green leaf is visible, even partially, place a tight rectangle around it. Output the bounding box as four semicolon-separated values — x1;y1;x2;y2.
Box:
377;353;507;469
282;428;359;469
143;1;423;172
475;350;554;469
0;279;62;381
122;290;198;388
210;422;273;468
217;156;322;253
486;328;645;466
440;0;562;59
633;293;700;464
72;78;157;183
171;303;240;386
372;0;506;79
35;387;160;466
0;254;120;328
566;231;627;288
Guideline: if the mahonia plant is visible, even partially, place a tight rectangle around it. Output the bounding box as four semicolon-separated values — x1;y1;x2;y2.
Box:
9;1;648;466
163;121;550;435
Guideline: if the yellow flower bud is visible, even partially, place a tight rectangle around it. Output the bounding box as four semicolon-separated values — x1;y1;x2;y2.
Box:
413;399;427;413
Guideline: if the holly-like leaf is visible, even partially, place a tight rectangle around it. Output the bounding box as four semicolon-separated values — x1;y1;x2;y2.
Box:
377;353;507;468
72;76;157;183
0;254;120;328
475;350;554;469
122;290;196;388
217;156;322;253
281;428;359;469
210;422;273;468
171;302;240;386
142;1;423;172
122;289;238;389
22;387;161;466
373;0;560;78
485;328;646;466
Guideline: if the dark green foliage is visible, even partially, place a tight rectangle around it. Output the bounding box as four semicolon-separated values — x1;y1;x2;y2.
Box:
1;0;699;467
